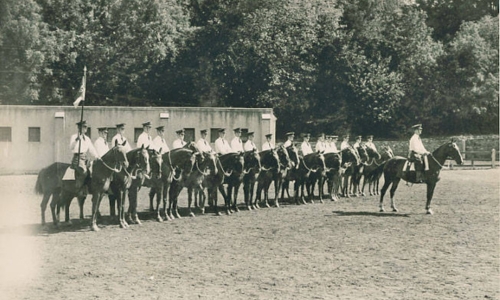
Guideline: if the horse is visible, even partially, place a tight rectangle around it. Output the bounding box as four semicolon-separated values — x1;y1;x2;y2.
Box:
280;145;300;202
36;162;88;226
349;145;369;197
340;146;362;198
205;152;245;215
228;150;260;212
150;148;198;221
379;140;463;214
292;152;326;205
254;146;287;208
322;152;342;201
108;146;151;228
242;149;265;210
88;143;130;231
361;146;393;196
185;151;218;216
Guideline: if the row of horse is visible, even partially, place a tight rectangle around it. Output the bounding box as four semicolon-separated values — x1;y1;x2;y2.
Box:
35;139;464;231
36;141;393;231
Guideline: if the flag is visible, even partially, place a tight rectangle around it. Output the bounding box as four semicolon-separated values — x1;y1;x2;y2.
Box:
73;68;86;108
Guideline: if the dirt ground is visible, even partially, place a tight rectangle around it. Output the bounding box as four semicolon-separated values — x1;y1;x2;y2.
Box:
0;169;498;300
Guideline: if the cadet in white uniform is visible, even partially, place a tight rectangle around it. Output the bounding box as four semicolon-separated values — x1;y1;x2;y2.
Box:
283;132;295;148
153;126;169;153
214;128;232;155
196;129;213;153
340;134;351;150
136;121;153;149
315;133;326;153
172;129;187;149
353;135;362;148
70;120;99;171
94;127;110;158
111;123;132;152
243;132;258;151
261;133;274;151
230;128;244;153
301;133;313;156
365;135;377;151
330;135;339;153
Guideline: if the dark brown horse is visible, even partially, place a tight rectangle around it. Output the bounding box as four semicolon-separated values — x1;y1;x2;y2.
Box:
150;148;198;221
379;140;463;214
254;146;287;208
36;162;87;226
185;151;218;216
352;144;380;196
292;152;326;204
361;146;393;196
280;145;300;202
242;149;267;210
339;147;361;198
108;146;151;228
322;152;342;201
206;152;245;215
89;144;129;231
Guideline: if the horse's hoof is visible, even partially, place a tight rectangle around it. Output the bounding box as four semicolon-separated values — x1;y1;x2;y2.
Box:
392;208;398;212
275;203;280;208
200;208;205;215
190;212;195;217
320;200;324;204
157;216;163;222
66;220;73;226
379;208;385;212
216;212;222;216
426;209;433;215
91;224;100;231
247;206;252;211
255;204;260;209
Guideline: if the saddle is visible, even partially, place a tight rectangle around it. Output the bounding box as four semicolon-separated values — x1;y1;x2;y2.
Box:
401;152;428;183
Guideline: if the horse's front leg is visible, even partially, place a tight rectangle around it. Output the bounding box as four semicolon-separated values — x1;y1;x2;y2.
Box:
389;178;401;212
149;187;156;212
425;182;437;215
90;192;102;231
50;191;61;227
231;183;241;212
40;192;51;226
273;176;281;208
187;187;195;217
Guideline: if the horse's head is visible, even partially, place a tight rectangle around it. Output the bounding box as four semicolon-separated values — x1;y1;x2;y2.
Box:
304;152;326;172
444;140;464;165
244;149;261;173
364;144;381;160
286;145;300;169
136;145;150;175
323;152;342;169
201;151;218;175
342;147;361;166
148;148;163;179
184;141;200;153
277;145;292;170
380;146;394;161
259;149;280;171
109;140;128;168
356;145;369;163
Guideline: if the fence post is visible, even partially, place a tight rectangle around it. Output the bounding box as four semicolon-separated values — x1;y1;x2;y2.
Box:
492;149;496;168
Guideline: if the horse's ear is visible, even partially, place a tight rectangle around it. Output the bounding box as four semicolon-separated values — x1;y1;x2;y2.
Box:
146;145;149;150
159;147;162;153
451;138;456;143
115;139;119;147
121;141;126;146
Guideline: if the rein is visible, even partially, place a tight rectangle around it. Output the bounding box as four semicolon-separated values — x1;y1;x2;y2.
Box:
301;156;319;173
428;153;445;169
217;158;234;177
100;150;124;173
195;160;211;176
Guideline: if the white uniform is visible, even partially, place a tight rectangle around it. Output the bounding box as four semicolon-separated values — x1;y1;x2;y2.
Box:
409;134;428;155
215;137;232;155
330;142;339;153
70;133;99;159
301;141;313;156
283;140;293;148
315;141;326;152
136;132;153;149
244;140;258;152
262;141;274;151
111;134;132;152
231;137;244;152
172;138;186;149
94;137;109;157
197;138;212;153
153;135;169;153
340;141;350;150
365;141;377;151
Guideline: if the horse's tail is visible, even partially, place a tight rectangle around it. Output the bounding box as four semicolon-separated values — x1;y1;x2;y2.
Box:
34;170;44;195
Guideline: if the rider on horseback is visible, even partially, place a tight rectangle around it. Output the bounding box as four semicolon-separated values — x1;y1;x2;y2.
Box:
69;120;99;189
262;133;274;151
408;124;430;182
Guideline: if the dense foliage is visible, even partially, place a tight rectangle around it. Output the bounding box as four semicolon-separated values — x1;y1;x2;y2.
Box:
0;0;498;137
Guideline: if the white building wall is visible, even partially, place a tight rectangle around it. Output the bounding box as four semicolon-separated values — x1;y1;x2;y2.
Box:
0;106;275;174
